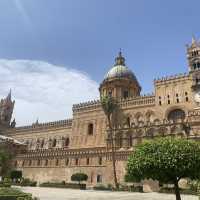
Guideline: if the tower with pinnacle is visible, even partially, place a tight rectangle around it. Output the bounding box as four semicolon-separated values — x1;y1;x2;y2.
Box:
0;90;15;131
187;36;200;72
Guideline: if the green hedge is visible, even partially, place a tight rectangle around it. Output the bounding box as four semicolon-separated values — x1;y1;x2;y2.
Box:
12;179;37;187
159;187;197;195
39;182;86;190
93;184;143;192
0;188;33;200
93;184;112;191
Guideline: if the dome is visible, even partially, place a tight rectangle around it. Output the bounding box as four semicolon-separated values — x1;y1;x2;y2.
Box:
103;51;139;84
104;64;136;80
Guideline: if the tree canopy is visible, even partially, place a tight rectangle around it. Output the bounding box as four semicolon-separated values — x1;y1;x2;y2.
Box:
0;147;12;177
126;137;200;200
71;173;88;184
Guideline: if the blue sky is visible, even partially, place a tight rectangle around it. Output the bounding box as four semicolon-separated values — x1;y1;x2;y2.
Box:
0;0;199;125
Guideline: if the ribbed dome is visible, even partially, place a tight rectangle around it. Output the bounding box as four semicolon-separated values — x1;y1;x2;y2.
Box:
103;51;138;83
104;65;136;80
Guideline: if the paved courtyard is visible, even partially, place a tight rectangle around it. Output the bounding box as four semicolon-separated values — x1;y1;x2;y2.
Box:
19;186;198;200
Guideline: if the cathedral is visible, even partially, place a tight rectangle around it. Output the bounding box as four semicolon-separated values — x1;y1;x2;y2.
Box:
1;37;200;190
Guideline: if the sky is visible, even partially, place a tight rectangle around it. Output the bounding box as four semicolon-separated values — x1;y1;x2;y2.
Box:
0;0;199;126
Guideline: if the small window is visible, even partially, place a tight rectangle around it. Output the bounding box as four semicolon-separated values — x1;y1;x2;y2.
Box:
176;93;178;97
176;98;179;103
37;160;40;166
127;117;131;127
65;138;70;147
86;158;90;165
45;159;48;166
52;139;57;147
41;140;44;148
129;135;133;147
98;157;102;165
123;90;129;99
168;100;170;104
75;158;78;166
108;90;112;97
167;95;170;98
159;96;161;99
65;158;69;166
185;92;188;96
55;159;59;166
186;97;189;102
97;175;102;183
159;101;162;106
88;123;94;135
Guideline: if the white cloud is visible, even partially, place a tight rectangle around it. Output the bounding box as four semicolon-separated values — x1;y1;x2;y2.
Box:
0;59;99;126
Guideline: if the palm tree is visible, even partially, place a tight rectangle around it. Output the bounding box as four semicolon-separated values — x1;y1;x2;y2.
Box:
101;96;119;189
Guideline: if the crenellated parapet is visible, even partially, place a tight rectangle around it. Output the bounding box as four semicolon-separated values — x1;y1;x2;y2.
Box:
72;99;101;113
154;72;190;85
73;95;155;113
119;94;155;108
7;119;73;134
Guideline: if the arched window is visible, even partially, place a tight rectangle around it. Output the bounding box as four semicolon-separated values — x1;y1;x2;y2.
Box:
45;159;48;166
55;159;59;166
52;139;57;147
40;139;44;148
98;157;102;165
88;123;94;135
28;160;32;166
65;158;69;166
75;158;78;166
65;138;70;147
168;109;185;122
86;158;90;165
126;117;131;128
97;174;102;183
37;160;40;166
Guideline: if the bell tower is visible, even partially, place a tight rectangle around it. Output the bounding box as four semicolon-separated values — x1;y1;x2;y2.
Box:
0;90;15;130
187;36;200;72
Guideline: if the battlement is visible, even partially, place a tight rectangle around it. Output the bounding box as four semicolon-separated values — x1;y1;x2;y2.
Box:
73;94;155;113
154;72;190;85
13;119;73;133
119;94;155;107
72;99;101;112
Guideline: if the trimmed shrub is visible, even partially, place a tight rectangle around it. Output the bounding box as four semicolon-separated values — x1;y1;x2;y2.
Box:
12;178;37;187
159;187;197;195
39;182;86;190
71;173;88;184
0;187;35;200
93;184;112;191
10;170;22;181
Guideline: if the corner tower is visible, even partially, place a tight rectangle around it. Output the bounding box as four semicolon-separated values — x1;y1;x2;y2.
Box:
187;36;200;72
0;90;15;130
99;51;141;99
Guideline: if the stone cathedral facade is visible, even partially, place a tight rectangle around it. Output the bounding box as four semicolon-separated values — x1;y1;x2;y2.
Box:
1;38;200;189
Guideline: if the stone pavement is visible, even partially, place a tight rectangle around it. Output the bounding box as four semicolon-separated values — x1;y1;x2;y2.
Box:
19;186;198;200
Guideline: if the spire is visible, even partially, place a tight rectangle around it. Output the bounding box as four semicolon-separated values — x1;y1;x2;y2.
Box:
192;35;197;45
6;89;12;101
114;49;126;66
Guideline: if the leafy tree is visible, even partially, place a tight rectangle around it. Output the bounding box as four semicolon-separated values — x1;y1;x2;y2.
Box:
71;173;88;185
0;145;12;177
126;137;200;200
10;170;22;181
101;95;119;189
